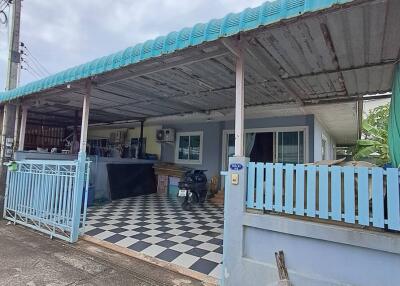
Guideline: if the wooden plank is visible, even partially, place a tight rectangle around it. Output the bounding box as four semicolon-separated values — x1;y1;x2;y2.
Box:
372;167;384;228
331;166;342;221
306;165;316;217
247;162;256;209
344;166;355;223
284;164;294;214
255;163;264;210
274;163;283;212
265;163;274;211
318;165;329;219
386;168;400;230
357;167;370;226
295;164;305;216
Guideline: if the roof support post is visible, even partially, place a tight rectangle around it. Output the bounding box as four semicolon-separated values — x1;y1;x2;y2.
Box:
18;105;28;151
234;44;245;157
79;82;90;155
71;79;91;242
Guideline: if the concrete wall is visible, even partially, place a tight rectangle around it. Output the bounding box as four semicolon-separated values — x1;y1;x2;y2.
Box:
240;216;400;286
223;157;400;286
161;115;316;180
314;117;336;161
87;125;162;158
161;121;223;179
223;114;315;163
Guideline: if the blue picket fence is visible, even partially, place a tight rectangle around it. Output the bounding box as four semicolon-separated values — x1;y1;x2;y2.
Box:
246;162;400;231
3;159;91;242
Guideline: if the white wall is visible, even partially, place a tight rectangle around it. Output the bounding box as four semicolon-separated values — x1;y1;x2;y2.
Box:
314;117;336;162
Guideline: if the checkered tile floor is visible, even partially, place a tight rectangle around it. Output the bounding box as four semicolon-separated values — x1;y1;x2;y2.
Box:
84;193;224;279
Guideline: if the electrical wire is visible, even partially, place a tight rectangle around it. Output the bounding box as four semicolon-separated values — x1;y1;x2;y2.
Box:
0;1;8;24
21;66;40;79
0;0;10;13
21;55;46;77
21;59;44;78
0;1;7;10
21;58;44;79
0;11;7;25
20;43;51;76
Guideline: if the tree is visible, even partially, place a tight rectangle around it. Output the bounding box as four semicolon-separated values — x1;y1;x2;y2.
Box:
354;103;390;166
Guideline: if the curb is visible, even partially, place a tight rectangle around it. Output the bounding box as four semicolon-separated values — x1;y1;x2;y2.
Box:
82;235;219;286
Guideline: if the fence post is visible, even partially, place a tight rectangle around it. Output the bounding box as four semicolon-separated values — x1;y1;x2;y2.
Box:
70;153;86;242
223;156;249;286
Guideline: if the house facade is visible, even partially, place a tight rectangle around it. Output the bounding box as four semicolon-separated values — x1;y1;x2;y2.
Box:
1;0;399;285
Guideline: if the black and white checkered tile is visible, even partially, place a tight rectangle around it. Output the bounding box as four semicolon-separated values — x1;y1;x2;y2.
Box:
84;193;224;279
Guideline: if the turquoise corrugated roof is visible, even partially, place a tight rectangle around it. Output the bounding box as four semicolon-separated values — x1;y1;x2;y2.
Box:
0;0;352;103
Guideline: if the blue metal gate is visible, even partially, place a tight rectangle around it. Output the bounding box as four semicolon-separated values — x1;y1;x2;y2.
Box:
3;159;91;242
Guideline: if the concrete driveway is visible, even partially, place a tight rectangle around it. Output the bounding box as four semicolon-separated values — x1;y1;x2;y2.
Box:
0;220;208;286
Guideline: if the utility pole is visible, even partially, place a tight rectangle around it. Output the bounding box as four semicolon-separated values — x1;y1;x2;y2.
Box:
0;0;22;213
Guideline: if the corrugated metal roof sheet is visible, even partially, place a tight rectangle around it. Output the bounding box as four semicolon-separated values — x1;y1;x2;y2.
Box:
0;0;352;103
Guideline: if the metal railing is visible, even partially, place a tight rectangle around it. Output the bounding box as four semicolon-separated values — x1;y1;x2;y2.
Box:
246;163;400;231
3;159;91;242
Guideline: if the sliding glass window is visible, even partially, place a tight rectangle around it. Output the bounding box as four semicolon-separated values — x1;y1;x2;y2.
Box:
276;131;304;164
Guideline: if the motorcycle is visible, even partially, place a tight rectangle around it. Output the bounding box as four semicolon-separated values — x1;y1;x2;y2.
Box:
177;170;208;210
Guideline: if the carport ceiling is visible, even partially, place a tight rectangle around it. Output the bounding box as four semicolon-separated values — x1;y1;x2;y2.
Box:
17;0;400;125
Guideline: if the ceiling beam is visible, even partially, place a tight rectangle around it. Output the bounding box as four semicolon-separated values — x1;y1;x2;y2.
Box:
319;23;348;96
95;47;230;87
92;88;164;116
95;85;203;113
245;37;305;107
221;38;242;58
283;61;397;81
303;92;392;105
28;110;77;120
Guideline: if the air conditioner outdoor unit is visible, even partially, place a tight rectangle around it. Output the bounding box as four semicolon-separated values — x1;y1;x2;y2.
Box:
156;128;175;143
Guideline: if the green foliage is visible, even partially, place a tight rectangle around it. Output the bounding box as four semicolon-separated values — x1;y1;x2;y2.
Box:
365;103;390;131
354;103;390;166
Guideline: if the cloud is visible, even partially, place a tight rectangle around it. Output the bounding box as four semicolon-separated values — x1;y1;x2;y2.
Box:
0;0;266;91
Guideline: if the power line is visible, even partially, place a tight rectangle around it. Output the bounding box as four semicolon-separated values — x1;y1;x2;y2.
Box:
0;1;7;10
21;58;43;79
24;50;51;76
21;59;44;79
20;42;51;76
0;0;10;25
0;0;10;13
21;66;40;79
21;55;47;78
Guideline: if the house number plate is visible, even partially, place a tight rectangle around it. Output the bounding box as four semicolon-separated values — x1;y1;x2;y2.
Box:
230;163;243;171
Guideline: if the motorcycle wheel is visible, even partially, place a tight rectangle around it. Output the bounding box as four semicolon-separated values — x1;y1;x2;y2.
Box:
182;201;192;211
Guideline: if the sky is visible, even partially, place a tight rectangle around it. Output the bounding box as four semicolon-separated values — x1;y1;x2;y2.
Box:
0;0;267;91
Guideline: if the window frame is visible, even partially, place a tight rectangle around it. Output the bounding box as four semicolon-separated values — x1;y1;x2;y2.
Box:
221;126;309;171
175;131;203;165
275;130;305;164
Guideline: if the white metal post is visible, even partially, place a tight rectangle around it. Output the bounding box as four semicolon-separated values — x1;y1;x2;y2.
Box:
234;47;245;157
18;105;27;151
71;80;91;242
79;82;91;154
